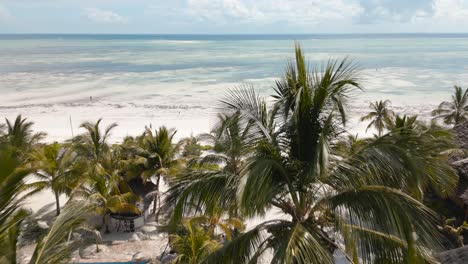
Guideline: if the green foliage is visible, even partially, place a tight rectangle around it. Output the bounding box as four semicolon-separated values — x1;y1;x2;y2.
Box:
71;119;141;232
29;202;93;264
30;142;81;215
76;170;140;232
169;218;221;264
0;44;463;264
0;133;91;264
165;44;456;263
164;113;253;230
360;100;395;136
182;136;203;158
432;85;468;125
122;126;182;182
1;115;45;157
72;118;117;166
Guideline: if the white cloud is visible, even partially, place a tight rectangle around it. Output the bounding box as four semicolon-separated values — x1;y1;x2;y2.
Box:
186;0;362;25
185;0;468;28
84;8;127;24
356;0;434;23
432;0;468;23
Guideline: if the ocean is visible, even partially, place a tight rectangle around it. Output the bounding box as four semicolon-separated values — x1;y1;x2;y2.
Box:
1;34;467;141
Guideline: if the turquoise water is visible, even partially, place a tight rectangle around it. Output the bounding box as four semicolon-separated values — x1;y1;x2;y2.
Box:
1;34;466;100
0;34;466;140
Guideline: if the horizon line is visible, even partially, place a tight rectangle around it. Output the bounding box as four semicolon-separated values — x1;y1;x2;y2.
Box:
2;32;468;35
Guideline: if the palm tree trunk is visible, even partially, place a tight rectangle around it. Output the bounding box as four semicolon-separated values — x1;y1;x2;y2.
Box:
54;191;61;216
103;215;110;233
154;174;161;222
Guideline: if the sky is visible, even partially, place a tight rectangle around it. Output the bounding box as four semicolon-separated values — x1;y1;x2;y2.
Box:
0;0;468;34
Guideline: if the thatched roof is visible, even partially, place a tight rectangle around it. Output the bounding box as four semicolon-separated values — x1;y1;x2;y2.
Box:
438;245;468;264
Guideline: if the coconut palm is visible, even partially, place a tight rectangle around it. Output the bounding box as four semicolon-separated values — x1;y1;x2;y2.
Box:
124;126;182;221
181;136;204;158
347;114;457;201
72;118;117;167
1;115;45;157
166;45;456;263
77;170;140;233
198;112;254;175
30;143;80;215
360;100;394;136
163;113;254;229
169;218;221;264
0;139;91;264
190;207;245;241
432;85;468;125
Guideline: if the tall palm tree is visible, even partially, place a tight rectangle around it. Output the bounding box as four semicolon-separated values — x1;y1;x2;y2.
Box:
30;143;80;215
72;119;141;232
124;126;182;221
166;44;457;263
1;115;45;157
360;100;394;136
163;113;254;229
432;85;468;125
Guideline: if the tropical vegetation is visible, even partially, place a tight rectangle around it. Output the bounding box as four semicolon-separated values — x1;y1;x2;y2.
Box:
163;45;459;263
0;44;467;263
360;99;395;136
432;85;468;125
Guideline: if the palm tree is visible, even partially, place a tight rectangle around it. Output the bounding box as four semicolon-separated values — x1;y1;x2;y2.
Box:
163;113;254;229
432;85;468;125
30;143;80;215
77;171;140;233
72;118;117;167
72;119;140;232
166;44;456;263
198;112;254;176
1;115;45;157
0;139;92;264
0;142;33;263
181;136;204;158
360;100;394;136
124;126;182;221
190;207;245;241
28;202;92;264
169;218;221;264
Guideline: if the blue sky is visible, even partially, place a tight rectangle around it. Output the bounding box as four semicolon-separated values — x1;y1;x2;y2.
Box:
1;0;468;34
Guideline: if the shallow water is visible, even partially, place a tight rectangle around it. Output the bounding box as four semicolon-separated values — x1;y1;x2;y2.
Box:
0;34;465;141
